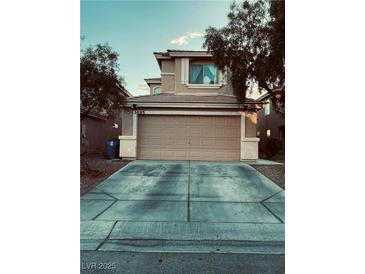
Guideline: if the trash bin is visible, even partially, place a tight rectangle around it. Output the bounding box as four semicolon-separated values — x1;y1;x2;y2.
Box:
105;138;119;159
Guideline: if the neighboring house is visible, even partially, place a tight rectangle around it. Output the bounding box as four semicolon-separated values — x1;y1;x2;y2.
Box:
81;85;132;154
119;50;263;161
256;92;285;151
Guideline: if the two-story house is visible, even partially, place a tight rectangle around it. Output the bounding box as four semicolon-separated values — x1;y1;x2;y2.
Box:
119;50;262;161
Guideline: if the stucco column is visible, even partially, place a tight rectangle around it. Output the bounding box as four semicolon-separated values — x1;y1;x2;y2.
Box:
119;111;137;159
241;111;260;160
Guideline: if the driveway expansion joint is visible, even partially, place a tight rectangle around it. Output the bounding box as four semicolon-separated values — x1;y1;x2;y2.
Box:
260;190;284;203
81;160;285;254
260;202;284;224
95;221;118;251
95;186;118;201
92;200;118;220
187;160;191;222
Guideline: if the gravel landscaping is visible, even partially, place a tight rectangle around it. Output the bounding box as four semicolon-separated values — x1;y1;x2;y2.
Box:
80;153;131;196
251;165;285;190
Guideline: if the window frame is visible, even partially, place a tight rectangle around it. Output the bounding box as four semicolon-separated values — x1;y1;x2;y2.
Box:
265;100;271;116
152;86;162;94
188;63;218;85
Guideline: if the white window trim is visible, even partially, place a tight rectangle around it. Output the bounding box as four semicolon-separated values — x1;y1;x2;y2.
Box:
180;58;189;84
186;83;222;89
182;59;226;88
152;86;162;94
265;100;271;116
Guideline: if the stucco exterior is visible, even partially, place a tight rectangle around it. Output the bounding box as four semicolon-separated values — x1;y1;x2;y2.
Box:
161;59;175;73
121;108;133;136
119;108;259;161
161;74;175;92
120;50;261;161
173;58;232;95
245;112;258;138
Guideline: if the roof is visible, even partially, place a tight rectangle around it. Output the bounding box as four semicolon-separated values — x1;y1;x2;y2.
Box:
80;105;108;120
256;88;284;102
167;49;208;52
154;50;212;58
144;77;162;81
154;50;211;54
128;93;258;105
256;92;270;101
153;50;213;69
116;83;132;97
144;78;162;86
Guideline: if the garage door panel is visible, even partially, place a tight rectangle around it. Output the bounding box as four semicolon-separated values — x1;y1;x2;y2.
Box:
189;127;201;136
226;139;240;149
175;138;189;146
176;127;189;136
163;127;176;136
201;127;215;136
138;115;240;161
200;138;215;147
215;128;227;137
139;137;160;146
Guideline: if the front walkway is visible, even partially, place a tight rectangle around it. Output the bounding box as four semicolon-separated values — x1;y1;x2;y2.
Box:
81;160;285;254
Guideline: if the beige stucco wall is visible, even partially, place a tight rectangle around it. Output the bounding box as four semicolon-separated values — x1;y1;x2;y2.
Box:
173;58;234;95
158;58;234;95
121;108;133;135
161;60;175;73
245;112;257;137
161;75;175;92
118;109;259;160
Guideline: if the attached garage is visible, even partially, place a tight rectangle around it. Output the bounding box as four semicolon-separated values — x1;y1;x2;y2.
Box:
137;115;241;161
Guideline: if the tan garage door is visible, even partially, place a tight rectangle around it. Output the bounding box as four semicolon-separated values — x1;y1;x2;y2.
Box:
137;115;240;161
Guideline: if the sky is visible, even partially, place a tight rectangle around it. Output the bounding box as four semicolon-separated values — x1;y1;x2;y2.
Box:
80;0;232;96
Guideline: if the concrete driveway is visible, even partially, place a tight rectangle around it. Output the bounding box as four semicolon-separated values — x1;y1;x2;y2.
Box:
81;160;284;254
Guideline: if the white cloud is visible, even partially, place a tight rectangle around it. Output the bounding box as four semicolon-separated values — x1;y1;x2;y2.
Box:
188;32;203;38
170;35;188;46
170;31;204;46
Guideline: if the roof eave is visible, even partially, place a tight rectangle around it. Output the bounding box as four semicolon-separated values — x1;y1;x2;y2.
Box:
125;102;263;110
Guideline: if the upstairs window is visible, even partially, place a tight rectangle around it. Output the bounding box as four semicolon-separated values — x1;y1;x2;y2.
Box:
189;64;218;84
153;87;161;94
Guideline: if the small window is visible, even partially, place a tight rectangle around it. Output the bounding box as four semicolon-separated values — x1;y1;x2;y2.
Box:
153;87;161;94
81;123;86;138
189;64;218;84
265;101;270;116
266;130;271;137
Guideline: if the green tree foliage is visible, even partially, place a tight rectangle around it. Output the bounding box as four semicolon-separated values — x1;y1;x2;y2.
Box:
203;0;284;107
80;43;126;119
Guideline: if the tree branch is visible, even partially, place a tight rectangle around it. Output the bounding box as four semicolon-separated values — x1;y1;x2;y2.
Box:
80;102;98;120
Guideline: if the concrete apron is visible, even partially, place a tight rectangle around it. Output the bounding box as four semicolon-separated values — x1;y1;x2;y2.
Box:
80;160;285;254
